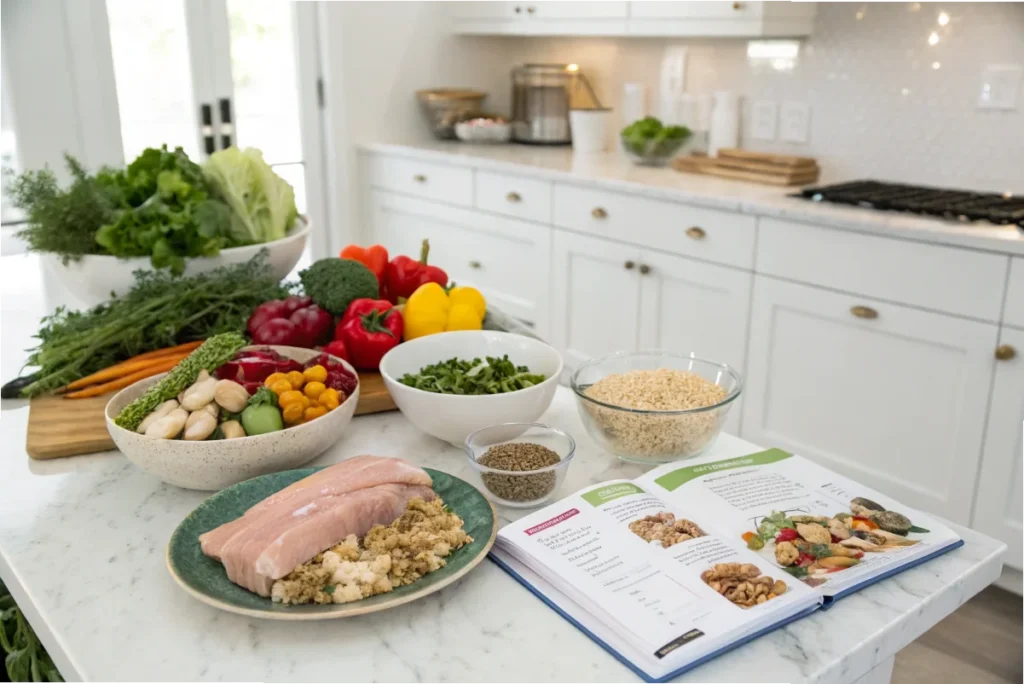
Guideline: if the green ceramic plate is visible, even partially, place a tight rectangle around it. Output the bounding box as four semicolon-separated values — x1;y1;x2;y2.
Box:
167;467;497;619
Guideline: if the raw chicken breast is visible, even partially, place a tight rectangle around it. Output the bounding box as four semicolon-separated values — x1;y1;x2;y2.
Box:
200;456;433;560
220;483;435;596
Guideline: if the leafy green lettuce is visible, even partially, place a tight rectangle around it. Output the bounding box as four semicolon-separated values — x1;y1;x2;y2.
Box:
202;147;297;245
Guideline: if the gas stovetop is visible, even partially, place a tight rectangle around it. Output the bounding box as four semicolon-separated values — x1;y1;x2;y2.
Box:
794;180;1024;229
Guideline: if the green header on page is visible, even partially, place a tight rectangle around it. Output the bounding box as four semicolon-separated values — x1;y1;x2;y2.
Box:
654;449;793;492
582;482;645;507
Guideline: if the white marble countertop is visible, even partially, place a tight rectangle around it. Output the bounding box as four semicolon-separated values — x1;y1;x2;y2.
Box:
0;388;1005;683
358;141;1024;256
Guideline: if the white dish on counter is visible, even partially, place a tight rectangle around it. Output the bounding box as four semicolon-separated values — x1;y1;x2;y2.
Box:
104;345;358;491
43;218;310;308
378;330;562;445
455;120;511;144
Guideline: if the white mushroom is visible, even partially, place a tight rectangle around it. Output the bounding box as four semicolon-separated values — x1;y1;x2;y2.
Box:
145;408;188;439
183;412;218;441
137;399;179;434
181;376;218;411
213;379;249;413
219;420;246;439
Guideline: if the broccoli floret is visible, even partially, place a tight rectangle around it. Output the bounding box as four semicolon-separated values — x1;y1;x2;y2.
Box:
621;116;691;156
299;258;379;316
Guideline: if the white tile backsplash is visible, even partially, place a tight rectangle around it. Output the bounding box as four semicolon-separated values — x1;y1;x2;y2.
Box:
481;2;1024;192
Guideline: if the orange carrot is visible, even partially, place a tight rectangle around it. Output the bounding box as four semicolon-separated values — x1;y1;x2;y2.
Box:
64;356;184;399
62;352;189;392
125;340;203;362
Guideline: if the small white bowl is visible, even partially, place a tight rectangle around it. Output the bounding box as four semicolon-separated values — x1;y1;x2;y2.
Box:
104;345;358;491
455;120;511;143
43;218;310;307
378;331;563;446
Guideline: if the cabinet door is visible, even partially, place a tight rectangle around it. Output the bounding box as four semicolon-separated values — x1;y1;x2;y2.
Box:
742;276;998;524
448;2;521;20
973;327;1024;570
530;2;629;19
637;250;752;434
551;231;642;369
630;1;763;19
368;191;550;332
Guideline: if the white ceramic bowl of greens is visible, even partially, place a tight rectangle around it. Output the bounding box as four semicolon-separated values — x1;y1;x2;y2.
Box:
378;331;563;446
43;218;310;308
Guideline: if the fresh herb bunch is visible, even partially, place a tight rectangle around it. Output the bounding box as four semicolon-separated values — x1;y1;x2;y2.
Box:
399;355;546;395
114;333;247;431
20;251;291;398
6;154;121;264
0;579;62;682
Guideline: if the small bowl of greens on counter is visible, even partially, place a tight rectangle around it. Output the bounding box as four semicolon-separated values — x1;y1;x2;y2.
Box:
621;116;691;166
379;331;562;445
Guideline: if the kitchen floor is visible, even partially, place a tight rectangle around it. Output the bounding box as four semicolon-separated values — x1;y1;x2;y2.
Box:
894;586;1022;684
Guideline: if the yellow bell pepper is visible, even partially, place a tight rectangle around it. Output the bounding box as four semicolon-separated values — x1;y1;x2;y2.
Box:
403;282;486;340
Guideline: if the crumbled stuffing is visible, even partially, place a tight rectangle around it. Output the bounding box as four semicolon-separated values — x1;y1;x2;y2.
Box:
270;497;472;605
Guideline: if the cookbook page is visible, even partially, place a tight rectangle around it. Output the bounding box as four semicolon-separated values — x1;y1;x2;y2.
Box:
635;449;961;597
496;480;819;672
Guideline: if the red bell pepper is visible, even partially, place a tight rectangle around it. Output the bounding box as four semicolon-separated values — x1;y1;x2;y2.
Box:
336;298;404;370
383;239;448;303
340;244;389;283
322;339;351;364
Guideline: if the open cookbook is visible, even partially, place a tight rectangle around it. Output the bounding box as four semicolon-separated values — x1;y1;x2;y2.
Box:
489;448;963;682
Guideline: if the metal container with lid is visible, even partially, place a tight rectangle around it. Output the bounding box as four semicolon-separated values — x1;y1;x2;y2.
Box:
511;64;602;145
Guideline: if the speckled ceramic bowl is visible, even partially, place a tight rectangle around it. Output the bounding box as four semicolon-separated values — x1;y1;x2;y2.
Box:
104;346;359;491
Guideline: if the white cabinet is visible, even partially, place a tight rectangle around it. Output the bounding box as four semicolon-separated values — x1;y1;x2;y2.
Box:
368;190;551;332
973;327;1024;570
451;2;628;20
637;250;752;434
742;276;998;525
551;231;753;436
551;231;643;369
631;1;764;18
1003;257;1024;329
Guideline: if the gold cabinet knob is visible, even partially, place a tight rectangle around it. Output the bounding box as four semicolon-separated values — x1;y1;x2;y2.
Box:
469;260;482;270
850;305;879;320
639;264;652;275
506;191;522;202
527;6;536;13
624;260;635;270
592;207;608;219
995;344;1017;361
733;2;743;9
686;226;707;240
514;6;521;13
413;174;426;183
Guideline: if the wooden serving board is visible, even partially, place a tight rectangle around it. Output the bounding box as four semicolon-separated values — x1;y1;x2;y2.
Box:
717;148;818;168
673;155;819;186
25;372;397;461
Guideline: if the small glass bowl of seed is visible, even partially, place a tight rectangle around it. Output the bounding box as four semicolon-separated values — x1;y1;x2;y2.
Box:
464;423;576;508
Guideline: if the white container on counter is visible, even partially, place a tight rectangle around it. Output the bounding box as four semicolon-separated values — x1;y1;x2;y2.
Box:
621;83;646;126
709;91;740;156
570;108;612;153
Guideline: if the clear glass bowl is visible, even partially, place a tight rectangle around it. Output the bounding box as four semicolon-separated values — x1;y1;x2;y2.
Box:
621;135;689;166
464;423;575;508
571;351;743;464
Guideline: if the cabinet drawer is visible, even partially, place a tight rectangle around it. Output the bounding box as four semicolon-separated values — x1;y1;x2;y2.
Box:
756;218;1009;321
1003;257;1024;329
630;1;763;18
475;170;552;224
368;191;550;328
366;154;473;206
553;183;756;269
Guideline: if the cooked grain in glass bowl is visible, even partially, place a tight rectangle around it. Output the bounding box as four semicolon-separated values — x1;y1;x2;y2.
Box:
571;351;743;463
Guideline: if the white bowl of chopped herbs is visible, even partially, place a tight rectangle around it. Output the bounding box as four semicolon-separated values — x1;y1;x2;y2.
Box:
379;331;563;445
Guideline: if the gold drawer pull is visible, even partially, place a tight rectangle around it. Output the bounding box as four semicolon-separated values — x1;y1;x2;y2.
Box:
592;207;608;219
639;264;651;275
413;174;426;183
469;260;482;270
624;260;635;270
686;226;706;240
506;191;522;202
733;2;743;9
850;305;879;320
995;344;1017;361
527;6;536;13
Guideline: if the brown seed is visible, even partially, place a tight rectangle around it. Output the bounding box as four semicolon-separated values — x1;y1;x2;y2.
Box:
478;442;561;503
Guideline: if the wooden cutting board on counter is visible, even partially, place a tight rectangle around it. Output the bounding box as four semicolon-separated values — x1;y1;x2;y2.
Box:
25;372;397;461
673;148;820;186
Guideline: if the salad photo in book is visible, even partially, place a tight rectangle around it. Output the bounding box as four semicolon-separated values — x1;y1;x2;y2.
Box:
489;448;962;683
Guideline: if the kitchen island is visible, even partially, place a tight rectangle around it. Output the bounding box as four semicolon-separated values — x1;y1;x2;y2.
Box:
0;388;1005;683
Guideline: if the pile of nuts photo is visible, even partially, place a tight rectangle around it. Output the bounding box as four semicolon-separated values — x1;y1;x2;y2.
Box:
701;563;788;609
